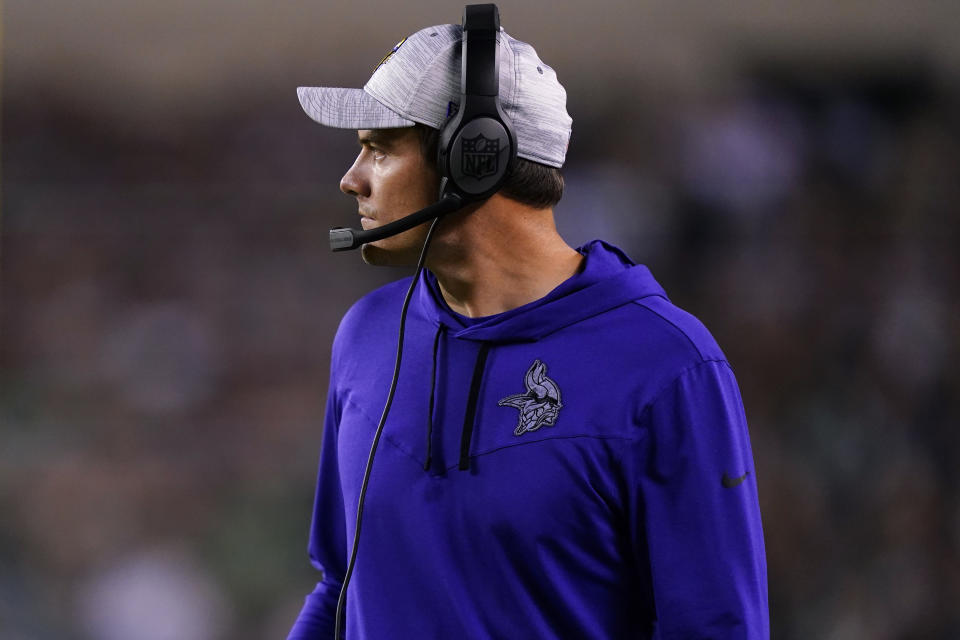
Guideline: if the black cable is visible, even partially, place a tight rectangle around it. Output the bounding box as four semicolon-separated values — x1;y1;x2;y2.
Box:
424;325;445;472
334;216;444;640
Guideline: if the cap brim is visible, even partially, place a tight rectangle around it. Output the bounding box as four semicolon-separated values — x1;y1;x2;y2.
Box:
297;87;416;130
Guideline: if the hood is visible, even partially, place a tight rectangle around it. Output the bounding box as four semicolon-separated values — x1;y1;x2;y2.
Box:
415;239;667;344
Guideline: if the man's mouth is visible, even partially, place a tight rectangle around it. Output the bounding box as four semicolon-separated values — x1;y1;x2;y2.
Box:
359;216;377;230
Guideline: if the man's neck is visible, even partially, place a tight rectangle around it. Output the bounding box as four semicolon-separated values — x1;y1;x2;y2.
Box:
426;197;584;318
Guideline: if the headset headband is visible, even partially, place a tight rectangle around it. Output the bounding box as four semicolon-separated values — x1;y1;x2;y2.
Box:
437;3;517;201
462;4;500;98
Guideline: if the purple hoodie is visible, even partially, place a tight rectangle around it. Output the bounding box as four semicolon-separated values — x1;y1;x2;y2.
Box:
288;240;769;639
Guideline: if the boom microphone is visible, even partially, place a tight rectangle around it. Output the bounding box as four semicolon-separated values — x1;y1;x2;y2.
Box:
329;193;465;251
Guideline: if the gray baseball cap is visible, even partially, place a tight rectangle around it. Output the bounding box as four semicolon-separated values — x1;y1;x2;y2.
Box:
297;24;572;168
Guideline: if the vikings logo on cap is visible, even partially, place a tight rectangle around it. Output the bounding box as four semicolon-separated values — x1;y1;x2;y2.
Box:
499;360;563;436
373;36;408;72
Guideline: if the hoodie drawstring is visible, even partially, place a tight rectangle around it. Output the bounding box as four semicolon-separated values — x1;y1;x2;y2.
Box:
424;325;446;472
425;332;490;473
459;342;491;472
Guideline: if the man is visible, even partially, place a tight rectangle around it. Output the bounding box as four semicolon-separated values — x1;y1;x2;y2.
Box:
288;13;768;640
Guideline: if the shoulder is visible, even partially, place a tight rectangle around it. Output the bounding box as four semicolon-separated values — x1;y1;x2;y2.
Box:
545;287;732;427
620;296;740;423
578;291;727;378
578;291;731;417
628;295;727;365
331;276;413;366
339;277;412;329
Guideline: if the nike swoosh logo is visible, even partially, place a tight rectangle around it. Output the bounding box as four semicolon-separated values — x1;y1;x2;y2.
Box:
722;471;750;488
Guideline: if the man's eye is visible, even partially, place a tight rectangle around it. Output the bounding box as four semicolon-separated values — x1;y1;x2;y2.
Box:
364;145;386;161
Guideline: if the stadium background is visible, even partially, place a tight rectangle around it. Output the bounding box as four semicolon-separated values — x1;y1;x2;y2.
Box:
2;0;958;637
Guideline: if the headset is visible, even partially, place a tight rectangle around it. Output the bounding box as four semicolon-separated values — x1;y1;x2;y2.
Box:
327;3;517;252
331;6;514;638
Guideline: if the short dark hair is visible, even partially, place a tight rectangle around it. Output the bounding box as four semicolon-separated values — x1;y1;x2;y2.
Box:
415;124;564;209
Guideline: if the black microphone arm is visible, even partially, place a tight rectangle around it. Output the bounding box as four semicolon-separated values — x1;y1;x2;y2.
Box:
329;194;466;252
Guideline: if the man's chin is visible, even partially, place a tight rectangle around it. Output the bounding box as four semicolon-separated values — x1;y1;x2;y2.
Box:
360;243;418;267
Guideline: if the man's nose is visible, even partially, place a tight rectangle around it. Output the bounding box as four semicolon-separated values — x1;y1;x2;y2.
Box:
340;154;369;197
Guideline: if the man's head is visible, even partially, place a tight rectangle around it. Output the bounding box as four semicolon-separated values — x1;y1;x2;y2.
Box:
298;19;572;264
338;124;565;266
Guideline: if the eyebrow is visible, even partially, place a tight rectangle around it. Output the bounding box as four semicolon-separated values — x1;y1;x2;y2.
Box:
357;129;402;148
357;129;391;145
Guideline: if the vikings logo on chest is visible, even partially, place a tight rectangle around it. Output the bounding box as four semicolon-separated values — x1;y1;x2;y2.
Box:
498;360;563;436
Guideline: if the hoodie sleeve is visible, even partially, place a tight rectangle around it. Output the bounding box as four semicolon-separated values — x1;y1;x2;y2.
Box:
287;381;347;640
624;359;769;639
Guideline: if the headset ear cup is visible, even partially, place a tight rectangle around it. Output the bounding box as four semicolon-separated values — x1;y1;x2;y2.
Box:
438;4;519;202
447;117;513;198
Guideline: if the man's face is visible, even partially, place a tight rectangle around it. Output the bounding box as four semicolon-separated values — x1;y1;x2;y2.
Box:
340;128;440;266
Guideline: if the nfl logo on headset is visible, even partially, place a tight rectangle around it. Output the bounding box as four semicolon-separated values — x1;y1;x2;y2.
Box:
461;134;500;179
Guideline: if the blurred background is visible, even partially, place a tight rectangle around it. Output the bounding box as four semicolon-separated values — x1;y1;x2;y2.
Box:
2;0;959;638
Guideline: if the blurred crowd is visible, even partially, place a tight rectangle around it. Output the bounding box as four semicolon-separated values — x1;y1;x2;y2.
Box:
2;58;958;638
